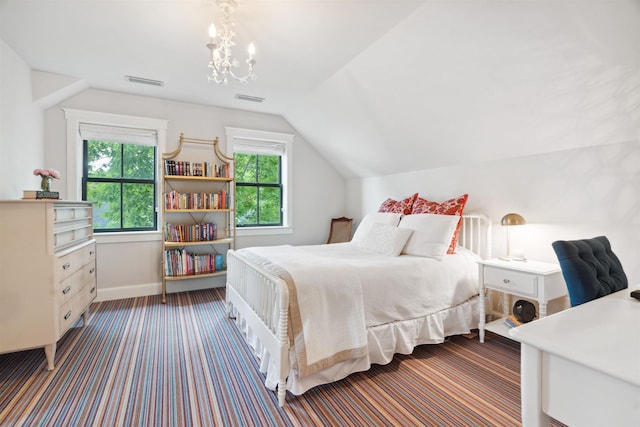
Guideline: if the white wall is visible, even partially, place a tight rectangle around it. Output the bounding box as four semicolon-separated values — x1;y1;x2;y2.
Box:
0;40;43;199
43;89;346;300
348;140;640;285
287;1;640;180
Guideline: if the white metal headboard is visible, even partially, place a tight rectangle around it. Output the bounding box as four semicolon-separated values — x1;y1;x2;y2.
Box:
459;213;492;259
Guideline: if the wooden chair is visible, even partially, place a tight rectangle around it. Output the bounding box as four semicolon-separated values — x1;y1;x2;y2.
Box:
326;217;353;244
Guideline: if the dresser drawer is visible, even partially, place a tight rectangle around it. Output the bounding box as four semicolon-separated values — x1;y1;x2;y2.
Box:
56;242;96;281
79;242;97;266
58;280;96;336
53;223;93;251
52;204;93;252
58;298;77;335
53;205;92;223
58;261;97;305
484;267;538;298
80;281;97;310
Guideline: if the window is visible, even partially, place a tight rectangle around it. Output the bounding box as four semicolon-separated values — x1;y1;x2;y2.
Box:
83;139;156;232
64;109;168;241
235;152;282;226
226;127;293;235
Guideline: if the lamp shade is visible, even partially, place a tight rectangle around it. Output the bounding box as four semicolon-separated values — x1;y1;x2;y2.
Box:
501;213;526;226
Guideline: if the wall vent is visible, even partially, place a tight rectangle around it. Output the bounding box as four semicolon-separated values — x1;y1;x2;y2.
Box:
125;75;164;87
235;94;264;103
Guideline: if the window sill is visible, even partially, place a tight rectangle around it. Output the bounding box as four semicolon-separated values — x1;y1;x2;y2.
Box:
93;227;293;242
94;230;162;245
236;226;293;237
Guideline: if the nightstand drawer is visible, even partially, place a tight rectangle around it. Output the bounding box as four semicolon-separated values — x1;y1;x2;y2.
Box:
484;268;538;298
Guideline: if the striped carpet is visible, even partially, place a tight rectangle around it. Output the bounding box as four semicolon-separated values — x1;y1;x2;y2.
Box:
0;288;567;427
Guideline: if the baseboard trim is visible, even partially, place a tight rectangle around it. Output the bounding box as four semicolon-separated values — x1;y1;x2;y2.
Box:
96;282;161;302
96;280;226;302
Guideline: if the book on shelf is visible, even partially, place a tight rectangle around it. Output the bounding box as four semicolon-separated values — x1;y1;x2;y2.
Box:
163;159;231;178
164;222;217;243
164;190;231;210
504;314;523;329
22;190;60;199
163;249;219;277
214;163;230;178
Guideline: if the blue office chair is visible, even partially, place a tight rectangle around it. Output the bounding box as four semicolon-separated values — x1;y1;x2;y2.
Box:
552;236;628;307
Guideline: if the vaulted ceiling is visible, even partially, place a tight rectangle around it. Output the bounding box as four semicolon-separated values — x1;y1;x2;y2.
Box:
2;0;639;179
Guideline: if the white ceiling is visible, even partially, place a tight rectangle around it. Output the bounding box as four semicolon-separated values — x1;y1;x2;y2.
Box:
2;0;640;179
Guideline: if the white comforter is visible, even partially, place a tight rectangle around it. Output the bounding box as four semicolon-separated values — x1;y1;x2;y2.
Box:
291;243;480;327
236;242;480;379
316;243;480;327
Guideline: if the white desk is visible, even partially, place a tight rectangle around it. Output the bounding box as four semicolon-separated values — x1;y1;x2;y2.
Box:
509;289;640;427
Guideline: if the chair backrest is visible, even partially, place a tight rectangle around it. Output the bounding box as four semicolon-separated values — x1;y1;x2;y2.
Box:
552;236;628;307
327;217;353;244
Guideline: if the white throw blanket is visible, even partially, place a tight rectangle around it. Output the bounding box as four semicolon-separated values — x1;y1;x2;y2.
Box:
237;245;368;377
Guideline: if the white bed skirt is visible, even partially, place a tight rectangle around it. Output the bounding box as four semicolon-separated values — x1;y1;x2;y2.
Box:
227;294;479;396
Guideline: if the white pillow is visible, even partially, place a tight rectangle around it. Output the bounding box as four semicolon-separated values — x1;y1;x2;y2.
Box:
351;212;402;243
357;223;413;257
399;213;460;259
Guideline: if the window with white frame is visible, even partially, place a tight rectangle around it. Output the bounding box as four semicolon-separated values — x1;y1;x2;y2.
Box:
225;127;293;235
64;109;168;237
80;124;157;232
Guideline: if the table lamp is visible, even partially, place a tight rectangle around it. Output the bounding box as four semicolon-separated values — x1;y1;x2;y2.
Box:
500;213;526;261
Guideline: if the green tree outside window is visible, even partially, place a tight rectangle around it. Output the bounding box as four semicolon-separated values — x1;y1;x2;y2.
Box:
235;152;282;226
83;140;156;232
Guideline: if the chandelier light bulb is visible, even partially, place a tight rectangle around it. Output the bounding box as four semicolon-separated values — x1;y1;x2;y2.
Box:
209;23;217;39
248;43;256;59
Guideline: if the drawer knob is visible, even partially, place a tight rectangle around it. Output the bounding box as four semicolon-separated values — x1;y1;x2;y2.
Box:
63;262;71;270
62;286;71;295
64;311;72;320
503;279;510;284
90;268;95;274
90;287;96;293
90;250;95;256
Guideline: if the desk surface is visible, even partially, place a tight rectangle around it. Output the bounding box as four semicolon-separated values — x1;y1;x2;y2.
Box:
509;289;640;387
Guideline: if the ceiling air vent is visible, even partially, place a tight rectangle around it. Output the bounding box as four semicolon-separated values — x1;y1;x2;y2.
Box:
235;94;264;103
125;75;164;87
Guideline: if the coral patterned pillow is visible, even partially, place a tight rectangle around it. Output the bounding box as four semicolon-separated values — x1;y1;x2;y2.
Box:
378;193;418;215
411;194;469;254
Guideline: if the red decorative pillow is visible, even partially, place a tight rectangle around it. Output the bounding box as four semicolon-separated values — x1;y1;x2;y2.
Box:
411;194;469;253
378;193;418;215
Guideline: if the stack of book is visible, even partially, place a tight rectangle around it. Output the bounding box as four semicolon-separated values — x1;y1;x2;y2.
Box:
164;160;212;177
164;222;217;242
164;190;230;210
22;190;59;200
504;314;523;329
163;249;217;277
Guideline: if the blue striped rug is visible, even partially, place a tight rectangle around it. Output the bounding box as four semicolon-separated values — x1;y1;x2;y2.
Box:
0;288;567;426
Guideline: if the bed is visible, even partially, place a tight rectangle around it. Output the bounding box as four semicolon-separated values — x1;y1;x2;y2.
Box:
226;212;492;406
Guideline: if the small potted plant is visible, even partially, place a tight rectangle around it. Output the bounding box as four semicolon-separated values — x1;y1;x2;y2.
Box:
33;168;61;192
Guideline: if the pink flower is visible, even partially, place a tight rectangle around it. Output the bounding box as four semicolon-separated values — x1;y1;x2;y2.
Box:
33;168;61;179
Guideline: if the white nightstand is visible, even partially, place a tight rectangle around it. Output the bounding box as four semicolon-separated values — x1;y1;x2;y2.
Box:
477;259;567;343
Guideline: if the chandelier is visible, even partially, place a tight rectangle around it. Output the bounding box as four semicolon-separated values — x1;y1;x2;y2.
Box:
206;0;256;84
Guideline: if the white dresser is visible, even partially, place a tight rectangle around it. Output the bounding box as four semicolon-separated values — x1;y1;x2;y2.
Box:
0;200;97;370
